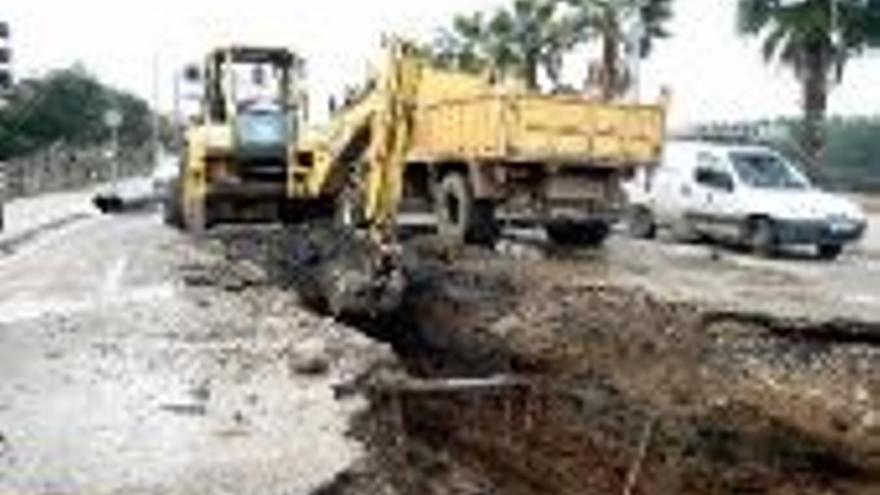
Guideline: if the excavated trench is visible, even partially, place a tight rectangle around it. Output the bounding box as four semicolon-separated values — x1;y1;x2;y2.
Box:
210;226;880;495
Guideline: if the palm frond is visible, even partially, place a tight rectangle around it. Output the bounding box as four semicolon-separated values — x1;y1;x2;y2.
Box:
761;25;789;62
737;0;774;34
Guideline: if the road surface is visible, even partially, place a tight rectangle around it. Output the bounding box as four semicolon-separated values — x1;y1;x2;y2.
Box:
0;210;390;494
0;188;879;493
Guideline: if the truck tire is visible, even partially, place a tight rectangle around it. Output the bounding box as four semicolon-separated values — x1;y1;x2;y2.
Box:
435;173;498;245
163;178;184;229
545;220;610;248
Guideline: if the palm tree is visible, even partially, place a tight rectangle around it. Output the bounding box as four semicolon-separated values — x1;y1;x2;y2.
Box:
738;0;880;173
431;0;588;90
565;0;673;100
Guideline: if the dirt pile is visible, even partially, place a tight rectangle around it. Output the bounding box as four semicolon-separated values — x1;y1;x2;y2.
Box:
203;223;404;317
206;227;880;494
356;247;880;495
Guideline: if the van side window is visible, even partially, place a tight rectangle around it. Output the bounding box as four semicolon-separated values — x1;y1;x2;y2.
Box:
694;152;734;191
696;152;720;171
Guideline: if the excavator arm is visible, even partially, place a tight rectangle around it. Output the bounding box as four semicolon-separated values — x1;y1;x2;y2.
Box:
361;40;424;240
291;39;424;317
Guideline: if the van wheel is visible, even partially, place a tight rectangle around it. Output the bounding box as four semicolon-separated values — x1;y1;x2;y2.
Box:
817;244;843;261
748;217;776;257
435;173;498;246
627;207;656;240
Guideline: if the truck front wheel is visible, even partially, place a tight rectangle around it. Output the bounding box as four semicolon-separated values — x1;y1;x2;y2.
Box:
435;173;498;246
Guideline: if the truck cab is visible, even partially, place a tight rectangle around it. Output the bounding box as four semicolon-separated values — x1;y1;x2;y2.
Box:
626;139;867;259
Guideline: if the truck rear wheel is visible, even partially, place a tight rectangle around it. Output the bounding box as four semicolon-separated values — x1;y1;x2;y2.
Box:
435;173;498;245
546;220;611;248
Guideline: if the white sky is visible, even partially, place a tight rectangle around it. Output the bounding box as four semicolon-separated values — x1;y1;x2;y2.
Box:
4;0;880;127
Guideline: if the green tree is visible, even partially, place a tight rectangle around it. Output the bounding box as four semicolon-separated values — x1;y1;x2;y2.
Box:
431;0;588;89
737;0;880;174
0;66;152;159
564;0;673;100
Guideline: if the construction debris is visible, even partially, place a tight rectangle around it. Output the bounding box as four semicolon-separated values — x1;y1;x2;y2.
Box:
210;226;880;495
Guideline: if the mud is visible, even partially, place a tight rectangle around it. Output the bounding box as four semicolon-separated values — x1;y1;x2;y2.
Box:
210;227;880;495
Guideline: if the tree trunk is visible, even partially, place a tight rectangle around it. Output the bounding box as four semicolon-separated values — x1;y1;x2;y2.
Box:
600;8;622;101
801;44;829;179
525;51;540;91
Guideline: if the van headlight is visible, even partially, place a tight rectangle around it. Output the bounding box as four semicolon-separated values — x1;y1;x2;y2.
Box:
827;214;862;232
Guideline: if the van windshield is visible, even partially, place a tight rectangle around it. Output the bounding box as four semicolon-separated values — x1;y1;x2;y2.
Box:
729;152;809;190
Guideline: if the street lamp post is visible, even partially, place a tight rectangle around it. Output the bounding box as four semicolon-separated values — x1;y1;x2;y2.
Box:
104;109;123;190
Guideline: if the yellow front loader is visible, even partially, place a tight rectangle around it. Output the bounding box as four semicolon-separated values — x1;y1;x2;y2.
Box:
165;46;307;231
167;42;421;316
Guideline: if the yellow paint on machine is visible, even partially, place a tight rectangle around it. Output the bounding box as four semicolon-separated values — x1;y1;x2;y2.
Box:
408;66;666;166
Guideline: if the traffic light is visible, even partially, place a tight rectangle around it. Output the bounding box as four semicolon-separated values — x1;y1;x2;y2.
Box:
0;21;10;94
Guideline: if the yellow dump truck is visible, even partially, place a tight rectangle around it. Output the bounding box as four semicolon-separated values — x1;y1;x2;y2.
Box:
292;48;668;247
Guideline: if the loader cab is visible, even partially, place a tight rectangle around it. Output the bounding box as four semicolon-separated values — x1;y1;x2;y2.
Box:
201;46;304;153
168;46;307;231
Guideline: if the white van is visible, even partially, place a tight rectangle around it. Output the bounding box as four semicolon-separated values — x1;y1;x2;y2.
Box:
624;140;867;260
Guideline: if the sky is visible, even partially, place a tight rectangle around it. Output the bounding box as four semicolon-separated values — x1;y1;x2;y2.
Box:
3;0;880;127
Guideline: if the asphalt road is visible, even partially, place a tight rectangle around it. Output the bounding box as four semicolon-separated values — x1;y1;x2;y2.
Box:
0;211;386;495
1;189;879;493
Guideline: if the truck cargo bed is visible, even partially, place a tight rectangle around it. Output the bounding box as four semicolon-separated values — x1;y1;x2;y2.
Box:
410;90;665;167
